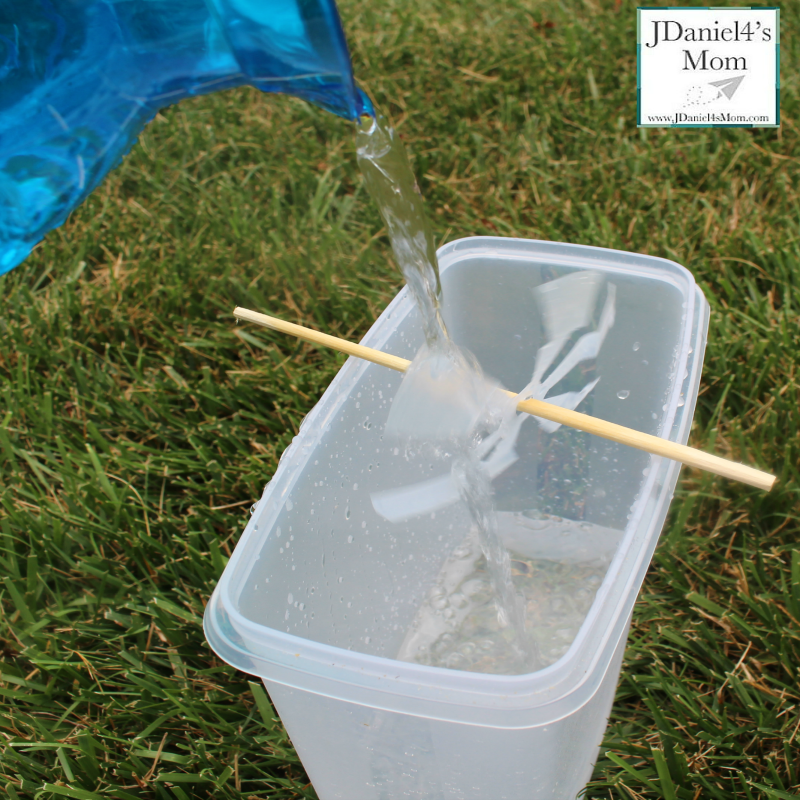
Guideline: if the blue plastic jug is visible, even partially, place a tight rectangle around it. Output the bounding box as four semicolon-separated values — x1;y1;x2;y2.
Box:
0;0;372;275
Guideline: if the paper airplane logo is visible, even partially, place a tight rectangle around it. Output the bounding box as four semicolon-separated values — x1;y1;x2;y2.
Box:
709;75;745;101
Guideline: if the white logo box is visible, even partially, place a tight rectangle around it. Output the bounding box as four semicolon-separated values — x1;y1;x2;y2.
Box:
638;7;779;127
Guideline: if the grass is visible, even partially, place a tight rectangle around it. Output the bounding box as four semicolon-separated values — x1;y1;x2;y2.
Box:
1;0;799;796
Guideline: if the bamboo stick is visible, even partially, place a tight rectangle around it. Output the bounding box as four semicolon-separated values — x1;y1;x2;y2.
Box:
233;306;776;492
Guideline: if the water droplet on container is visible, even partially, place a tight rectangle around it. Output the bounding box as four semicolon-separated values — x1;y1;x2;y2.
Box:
338;576;343;583
347;535;354;544
632;342;640;352
286;500;294;511
250;502;259;516
345;506;351;520
287;593;293;604
513;334;522;341
616;389;630;400
677;395;685;407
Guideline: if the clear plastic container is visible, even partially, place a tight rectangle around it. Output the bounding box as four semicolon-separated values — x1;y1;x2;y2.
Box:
204;237;709;800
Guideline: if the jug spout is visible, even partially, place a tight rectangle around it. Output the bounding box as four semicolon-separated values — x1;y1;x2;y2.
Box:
0;0;372;276
205;0;373;120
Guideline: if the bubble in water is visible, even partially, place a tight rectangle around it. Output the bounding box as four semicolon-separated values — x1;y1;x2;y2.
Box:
462;579;486;597
445;652;468;669
632;342;640;351
616;389;630;400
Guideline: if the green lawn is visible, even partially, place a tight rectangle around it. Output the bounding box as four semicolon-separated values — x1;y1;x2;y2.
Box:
1;0;799;797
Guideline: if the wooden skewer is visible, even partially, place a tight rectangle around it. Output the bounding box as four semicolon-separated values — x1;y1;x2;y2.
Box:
234;306;776;492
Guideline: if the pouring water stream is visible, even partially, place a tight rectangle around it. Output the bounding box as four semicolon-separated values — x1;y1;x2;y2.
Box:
356;114;537;671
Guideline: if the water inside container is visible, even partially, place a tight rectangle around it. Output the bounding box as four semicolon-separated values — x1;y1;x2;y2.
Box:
396;515;621;672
